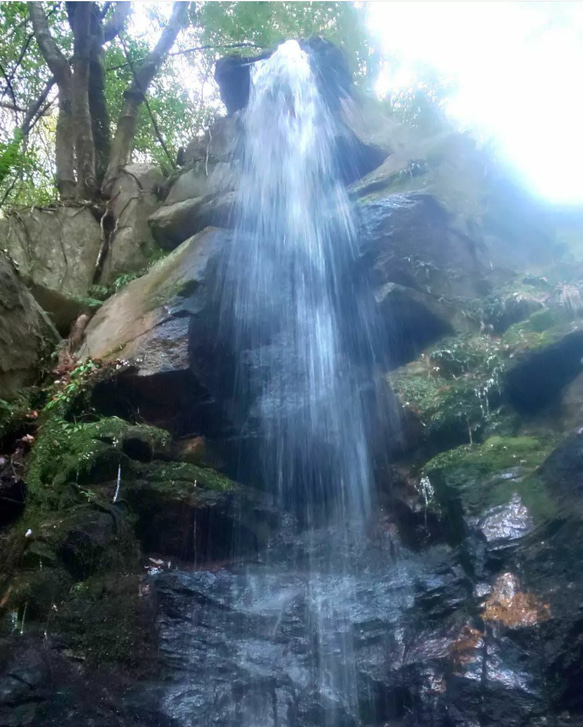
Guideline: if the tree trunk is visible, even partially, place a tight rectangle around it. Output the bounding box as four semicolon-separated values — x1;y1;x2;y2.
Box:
29;2;76;199
103;1;187;193
69;2;96;199
89;4;110;189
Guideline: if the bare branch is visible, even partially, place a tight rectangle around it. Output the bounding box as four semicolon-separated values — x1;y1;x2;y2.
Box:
106;42;264;72
0;62;18;110
103;2;131;43
21;77;56;135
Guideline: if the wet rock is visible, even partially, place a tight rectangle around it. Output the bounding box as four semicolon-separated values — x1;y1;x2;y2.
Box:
99;164;165;283
357;193;488;304
374;282;453;365
423;436;554;543
504;319;583;414
79;227;229;432
0;634;173;727
124;460;277;560
537;433;583;514
0;207;102;331
0;251;59;399
475;493;534;549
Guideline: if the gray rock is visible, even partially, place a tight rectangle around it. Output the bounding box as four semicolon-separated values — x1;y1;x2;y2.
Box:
357;193;487;304
78;226;228;375
99;164;165;284
0;251;59;399
165;161;235;206
149;193;235;249
182;115;240;167
0;206;102;331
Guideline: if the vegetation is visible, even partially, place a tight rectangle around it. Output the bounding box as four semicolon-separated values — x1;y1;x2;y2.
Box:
0;1;383;210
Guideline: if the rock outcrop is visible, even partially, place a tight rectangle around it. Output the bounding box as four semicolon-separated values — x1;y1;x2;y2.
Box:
0;251;58;400
0;206;102;332
99;164;165;283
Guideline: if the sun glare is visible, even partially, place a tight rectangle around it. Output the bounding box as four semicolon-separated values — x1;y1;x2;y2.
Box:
368;1;583;205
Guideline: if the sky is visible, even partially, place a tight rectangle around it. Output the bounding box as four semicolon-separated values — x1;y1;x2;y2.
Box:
367;1;583;205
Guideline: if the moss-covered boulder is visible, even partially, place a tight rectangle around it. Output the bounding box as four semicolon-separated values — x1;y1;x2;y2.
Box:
422;436;556;541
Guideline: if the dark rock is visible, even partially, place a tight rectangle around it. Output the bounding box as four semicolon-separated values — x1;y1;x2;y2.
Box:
374;282;453;366
504;324;583;413
124;461;277;561
357;193;488;305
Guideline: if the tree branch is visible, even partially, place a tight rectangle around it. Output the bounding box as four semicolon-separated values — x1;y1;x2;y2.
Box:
106;42;263;72
103;1;187;189
28;2;71;86
103;1;131;43
0;62;18;110
120;36;175;169
21;76;56;135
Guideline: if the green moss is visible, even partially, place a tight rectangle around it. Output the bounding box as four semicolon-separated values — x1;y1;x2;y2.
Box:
390;334;509;446
54;573;155;671
423;435;556;522
26;414;171;503
502;308;579;350
132;459;237;495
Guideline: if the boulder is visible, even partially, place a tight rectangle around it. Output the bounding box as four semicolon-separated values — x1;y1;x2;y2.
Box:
0;251;58;399
374;282;453;366
149;193;235;249
78;227;230;435
357;193;488;304
0;206;102;331
99;164;165;284
181;115;240;168
503;318;583;414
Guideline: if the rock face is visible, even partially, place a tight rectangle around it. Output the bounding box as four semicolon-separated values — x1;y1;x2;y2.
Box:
0;206;102;331
99;164;165;283
0;251;58;400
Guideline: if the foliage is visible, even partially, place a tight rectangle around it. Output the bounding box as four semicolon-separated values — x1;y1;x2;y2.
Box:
0;1;380;209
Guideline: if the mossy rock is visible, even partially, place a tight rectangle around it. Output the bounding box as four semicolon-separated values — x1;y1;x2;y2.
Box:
389;334;511;451
53;573;156;671
26;415;171;504
423;436;557;531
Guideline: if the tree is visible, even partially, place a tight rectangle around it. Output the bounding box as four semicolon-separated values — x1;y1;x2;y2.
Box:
27;1;187;201
0;1;375;210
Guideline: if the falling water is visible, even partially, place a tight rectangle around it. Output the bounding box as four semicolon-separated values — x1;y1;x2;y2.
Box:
225;40;374;524
223;40;378;724
160;41;402;727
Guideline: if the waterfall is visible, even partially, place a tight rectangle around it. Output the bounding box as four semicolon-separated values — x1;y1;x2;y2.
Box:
224;39;375;524
161;41;401;727
220;40;379;724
